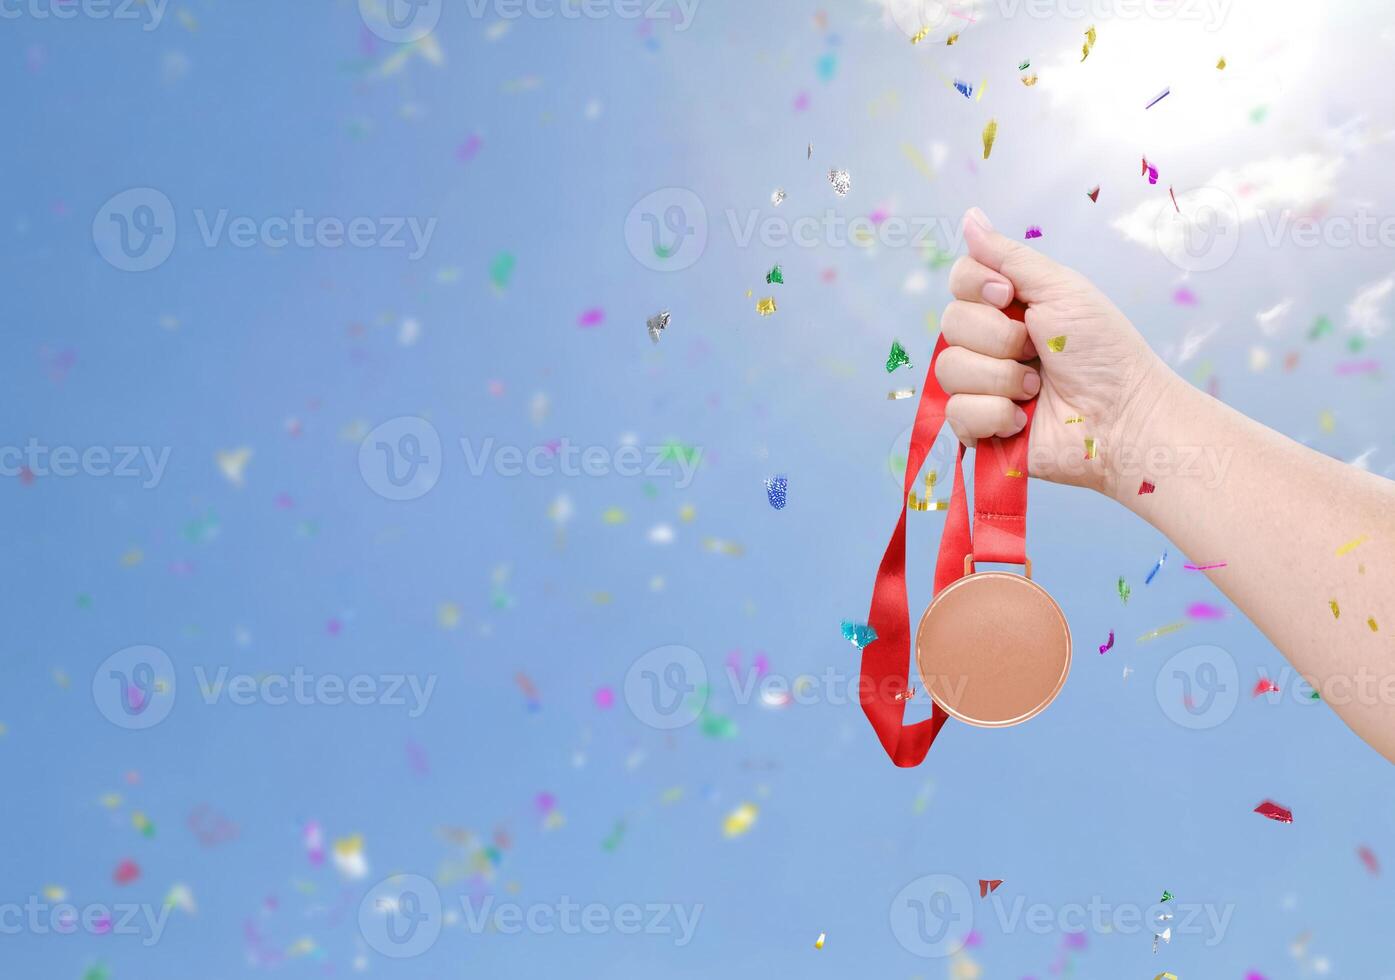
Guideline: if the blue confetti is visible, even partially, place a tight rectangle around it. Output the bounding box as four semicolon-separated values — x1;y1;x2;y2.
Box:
1145;549;1168;585
953;79;973;98
841;621;877;649
765;474;788;510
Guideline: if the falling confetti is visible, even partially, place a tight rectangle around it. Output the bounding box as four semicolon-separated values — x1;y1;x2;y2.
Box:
1025;226;1042;239
1336;536;1367;556
841;621;878;649
814;931;827;948
1253;678;1280;696
1216;56;1227;69
828;169;851;196
887;388;916;400
489;251;516;291
946;32;959;45
1145;551;1167;585
756;296;777;316
1019;59;1031;71
1021;74;1038;86
1083;438;1098;460
1046;335;1067;352
910;27;928;44
112;859;141;886
1369;616;1380;632
722;802;759;838
1186;603;1226;620
1118;577;1131;604
1081;25;1097;61
577;307;605;328
1098;631;1115;655
1329;599;1340;619
886;339;912;372
1087;186;1100;202
1141;156;1159;184
647;310;670;344
765;475;788;510
215;447;253;487
978;879;1003;897
771;187;786;206
1137;621;1185;642
1358;846;1380;875
1138;481;1156;494
1254;800;1293;823
1184;561;1227;571
766;264;784;285
1145;86;1171;110
1160;890;1174;902
981;119;997;159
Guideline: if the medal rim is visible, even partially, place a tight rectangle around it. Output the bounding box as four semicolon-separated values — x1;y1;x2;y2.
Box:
915;570;1072;729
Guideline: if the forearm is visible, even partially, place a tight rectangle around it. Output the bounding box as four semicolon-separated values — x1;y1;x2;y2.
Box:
1107;370;1395;759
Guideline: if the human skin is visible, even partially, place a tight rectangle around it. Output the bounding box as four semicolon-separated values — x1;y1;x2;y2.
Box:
937;207;1395;762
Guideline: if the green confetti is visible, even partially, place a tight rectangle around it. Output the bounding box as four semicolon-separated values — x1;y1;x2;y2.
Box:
658;439;701;467
489;251;516;291
1348;335;1366;353
83;966;111;980
886;339;912;373
1160;890;1174;902
765;264;784;285
1310;690;1322;700
1018;59;1031;71
1117;577;1131;604
1250;105;1268;124
1308;315;1333;340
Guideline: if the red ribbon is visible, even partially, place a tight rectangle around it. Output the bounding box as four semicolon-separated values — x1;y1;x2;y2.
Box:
861;304;1037;766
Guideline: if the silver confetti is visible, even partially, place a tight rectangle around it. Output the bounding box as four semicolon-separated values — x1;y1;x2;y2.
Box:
828;168;851;197
771;187;786;207
646;310;670;344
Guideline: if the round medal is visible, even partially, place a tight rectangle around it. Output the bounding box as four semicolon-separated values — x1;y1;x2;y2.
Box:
915;558;1071;728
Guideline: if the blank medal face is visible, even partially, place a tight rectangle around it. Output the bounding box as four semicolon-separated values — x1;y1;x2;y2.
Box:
915;571;1071;727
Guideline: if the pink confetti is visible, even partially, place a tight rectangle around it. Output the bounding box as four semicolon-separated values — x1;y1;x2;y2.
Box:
455;133;484;163
1141;156;1159;184
1184;561;1227;571
304;820;324;865
535;791;557;814
1024;226;1042;239
577;308;605;328
792;90;810;112
326;618;342;636
1358;845;1380;875
1186;602;1226;620
594;686;615;710
1098;630;1115;655
1253;678;1280;696
1336;359;1379;376
113;859;141;886
1173;287;1197;305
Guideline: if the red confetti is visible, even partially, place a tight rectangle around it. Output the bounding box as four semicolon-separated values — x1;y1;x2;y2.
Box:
1358;845;1380;875
1253;678;1280;697
1254;800;1293;823
978;879;1003;897
113;859;141;885
1137;481;1155;495
1087;185;1100;202
1141;156;1159;184
1169;185;1180;212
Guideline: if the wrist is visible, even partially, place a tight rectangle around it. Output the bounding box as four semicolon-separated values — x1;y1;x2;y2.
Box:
1099;356;1190;504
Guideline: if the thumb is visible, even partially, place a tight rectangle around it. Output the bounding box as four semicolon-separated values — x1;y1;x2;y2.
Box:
962;207;1067;304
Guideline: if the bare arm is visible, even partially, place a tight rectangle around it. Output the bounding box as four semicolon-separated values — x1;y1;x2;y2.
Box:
937;208;1395;761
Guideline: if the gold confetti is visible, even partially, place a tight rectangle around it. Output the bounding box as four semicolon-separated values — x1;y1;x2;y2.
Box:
1369;617;1379;632
982;119;998;159
120;548;144;567
946;32;959;45
1082;25;1097;61
1330;599;1340;619
1154;974;1179;980
909;494;930;511
1021;74;1038;86
1336;536;1367;556
975;78;987;102
1005;469;1023;478
757;296;776;316
1138;621;1185;642
814;932;826;949
722;802;759;838
1319;409;1335;433
601;507;627;524
1216;56;1226;69
887;388;916;400
1084;438;1098;460
910;27;928;44
1046;335;1067;352
1065;415;1084;424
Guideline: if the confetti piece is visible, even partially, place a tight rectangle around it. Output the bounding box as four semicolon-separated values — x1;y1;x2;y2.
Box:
489;251;516;290
841;621;878;649
1336;536;1367;556
828;169;851;196
1137;621;1185;642
112;859;141;886
1154;974;1178;980
756;296;777;316
1369;617;1380;632
765;475;788;510
215;447;253;487
978;879;1003;897
1329;599;1340;619
1025;226;1042;239
1141;156;1159;184
1005;469;1023;478
1019;60;1031;71
1087;186;1100;202
1138;481;1156;495
1358;845;1380;875
981;119;997;159
771;188;786;207
886;339;912;372
1253;678;1280;696
765;264;784;285
953;79;973;98
601;820;626;851
1254;800;1293;823
1153;928;1171;952
647;310;670;344
910;27;928;44
1081;25;1096;61
1145;550;1167;585
1083;438;1098;460
723;802;759;838
1216;56;1226;69
1046;335;1067;353
1160;890;1174;902
1098;630;1115;655
1065;415;1084;424
1186;602;1226;620
332;834;369;879
887;388;916;400
1169;186;1180;212
815;932;827;949
577;307;605;327
946;32;959;45
1145;86;1171;110
1184;561;1227;571
1118;577;1131;604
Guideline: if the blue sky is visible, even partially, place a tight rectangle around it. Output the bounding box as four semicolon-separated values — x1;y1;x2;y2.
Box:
3;0;1393;977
